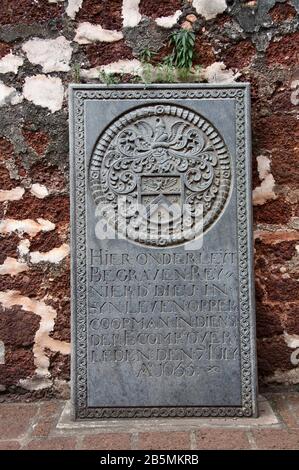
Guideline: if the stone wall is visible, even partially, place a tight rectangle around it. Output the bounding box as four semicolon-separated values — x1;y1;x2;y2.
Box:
0;0;298;399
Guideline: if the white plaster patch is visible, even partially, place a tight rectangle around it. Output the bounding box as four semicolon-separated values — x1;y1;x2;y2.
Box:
253;174;277;205
257;154;270;180
30;183;49;199
202;62;240;83
23;75;64;113
0;53;23;74
0;340;5;364
0;290;71;390
0;186;25;202
156;10;182;28
284;332;299;349
66;0;83;19
0;218;55;237
0;257;29;276
291;79;299;106
284;332;299;367
0;81;23;107
22;37;72;73
192;0;227;20
30;243;70;264
81;59;142;79
19;376;52;391
10;93;23;105
253;155;277;206
74;22;123;44
291;349;299;366
122;0;141;28
18;239;30;257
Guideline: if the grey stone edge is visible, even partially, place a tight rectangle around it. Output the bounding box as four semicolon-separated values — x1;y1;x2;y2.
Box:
68;83;258;420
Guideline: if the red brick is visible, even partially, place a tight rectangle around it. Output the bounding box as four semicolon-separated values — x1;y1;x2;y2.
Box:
0;403;38;439
0;233;20;264
257;336;293;376
0;137;14;163
253;197;293;225
0;42;11;59
265;277;299;302
195;429;250;450
81;433;131;450
271;87;295;113
194;36;216;67
0;166;15;191
139;0;181;19
29;231;65;253
85;41;133;67
255;240;297;265
29;161;66;192
0;441;21;450
0;348;36;387
0;266;49;299
137;431;190;450
253;114;298;187
255;302;284;338
0;305;39;349
77;0;123;30
6;193;70;224
31;416;58;438
0;0;63;25
48;351;70;381
269;3;297;22
0;305;39;386
284;304;299;335
0;263;70;303
253;429;299;450
45;268;70;302
48;298;71;343
22;129;49;156
223;40;255;69
38;401;64;418
266;32;299;67
26;437;76;450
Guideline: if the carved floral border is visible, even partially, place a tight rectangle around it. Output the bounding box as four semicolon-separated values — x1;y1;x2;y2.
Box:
71;85;257;419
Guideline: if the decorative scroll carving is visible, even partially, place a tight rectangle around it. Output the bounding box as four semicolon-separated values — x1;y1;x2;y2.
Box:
89;104;231;246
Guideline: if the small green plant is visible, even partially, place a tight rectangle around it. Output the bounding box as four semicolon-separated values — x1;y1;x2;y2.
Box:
139;48;157;64
176;67;189;82
72;63;81;83
99;70;121;85
96;28;201;85
162;55;174;67
139;63;202;84
141;62;155;84
169;29;196;69
130;74;142;83
154;63;176;83
162;64;176;83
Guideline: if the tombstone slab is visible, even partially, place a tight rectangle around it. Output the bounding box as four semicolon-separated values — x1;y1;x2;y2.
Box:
69;84;258;419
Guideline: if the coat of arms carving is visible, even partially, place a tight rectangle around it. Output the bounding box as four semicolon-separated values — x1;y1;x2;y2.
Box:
89;104;231;246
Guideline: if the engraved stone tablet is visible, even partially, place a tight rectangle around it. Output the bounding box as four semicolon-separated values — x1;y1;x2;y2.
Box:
69;84;258;419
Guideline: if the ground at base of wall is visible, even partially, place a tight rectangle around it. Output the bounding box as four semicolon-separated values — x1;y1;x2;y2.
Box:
0;392;298;450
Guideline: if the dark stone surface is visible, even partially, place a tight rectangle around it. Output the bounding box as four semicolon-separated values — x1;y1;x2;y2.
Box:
70;84;257;418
